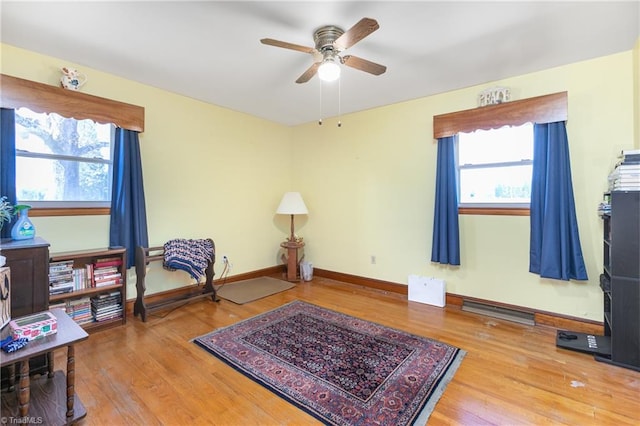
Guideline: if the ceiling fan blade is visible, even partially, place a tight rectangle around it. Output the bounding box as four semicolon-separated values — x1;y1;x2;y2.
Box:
333;18;379;51
260;38;316;54
296;62;321;84
342;55;387;76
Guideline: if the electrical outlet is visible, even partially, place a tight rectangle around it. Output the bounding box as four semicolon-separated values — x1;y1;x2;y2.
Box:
371;255;376;264
222;255;232;270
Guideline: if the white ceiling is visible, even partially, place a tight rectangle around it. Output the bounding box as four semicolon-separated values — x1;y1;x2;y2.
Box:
1;1;638;126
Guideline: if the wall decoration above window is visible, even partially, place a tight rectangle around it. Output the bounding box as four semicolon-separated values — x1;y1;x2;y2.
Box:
478;86;511;107
59;67;87;91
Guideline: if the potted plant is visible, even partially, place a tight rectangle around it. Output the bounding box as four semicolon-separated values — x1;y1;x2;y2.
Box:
0;196;13;233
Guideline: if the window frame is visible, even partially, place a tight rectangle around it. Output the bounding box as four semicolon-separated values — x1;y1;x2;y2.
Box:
15;109;117;210
433;91;568;216
1;73;144;217
457;123;534;210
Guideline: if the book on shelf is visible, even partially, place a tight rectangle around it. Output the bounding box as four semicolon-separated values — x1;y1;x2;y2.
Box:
608;160;640;191
612;185;640;191
93;266;119;275
615;165;640;171
93;271;121;280
91;291;121;303
94;313;123;323
94;257;123;268
49;259;75;296
91;291;123;322
85;263;94;287
49;259;74;270
52;297;93;325
72;268;88;291
49;301;66;310
49;272;74;283
93;306;122;315
49;283;74;295
94;278;122;287
91;294;121;306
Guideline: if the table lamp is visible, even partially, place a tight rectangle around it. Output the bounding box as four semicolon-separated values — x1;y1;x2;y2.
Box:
276;192;308;242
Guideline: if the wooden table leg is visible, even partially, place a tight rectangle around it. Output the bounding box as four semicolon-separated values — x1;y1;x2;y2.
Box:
66;344;76;419
7;363;15;391
47;350;55;378
18;359;30;416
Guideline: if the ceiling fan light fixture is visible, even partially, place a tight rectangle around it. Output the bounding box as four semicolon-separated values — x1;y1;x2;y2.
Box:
318;58;340;82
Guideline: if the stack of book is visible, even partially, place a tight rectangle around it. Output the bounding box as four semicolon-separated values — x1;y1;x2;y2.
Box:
49;260;75;295
608;149;640;191
597;195;611;217
68;297;93;325
72;268;89;291
91;291;123;322
92;257;123;287
50;297;93;325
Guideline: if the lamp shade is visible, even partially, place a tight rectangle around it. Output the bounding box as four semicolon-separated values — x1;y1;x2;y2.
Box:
276;192;308;215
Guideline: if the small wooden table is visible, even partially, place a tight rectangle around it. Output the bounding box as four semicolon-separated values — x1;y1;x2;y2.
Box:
280;240;305;282
0;308;89;425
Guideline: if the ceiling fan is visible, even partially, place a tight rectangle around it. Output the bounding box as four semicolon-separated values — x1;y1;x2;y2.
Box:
261;17;387;84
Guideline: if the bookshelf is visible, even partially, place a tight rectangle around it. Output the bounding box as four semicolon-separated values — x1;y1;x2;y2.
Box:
596;191;640;371
48;247;126;332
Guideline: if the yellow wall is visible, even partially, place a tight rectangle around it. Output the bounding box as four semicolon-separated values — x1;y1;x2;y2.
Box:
1;44;294;297
2;43;637;321
292;51;636;321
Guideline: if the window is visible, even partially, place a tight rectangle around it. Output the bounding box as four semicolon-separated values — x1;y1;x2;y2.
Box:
457;123;533;208
15;107;115;208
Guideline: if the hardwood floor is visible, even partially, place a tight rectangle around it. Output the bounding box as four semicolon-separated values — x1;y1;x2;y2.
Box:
52;276;638;425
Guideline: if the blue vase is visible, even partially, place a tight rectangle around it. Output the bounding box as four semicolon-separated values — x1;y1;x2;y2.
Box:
11;205;35;240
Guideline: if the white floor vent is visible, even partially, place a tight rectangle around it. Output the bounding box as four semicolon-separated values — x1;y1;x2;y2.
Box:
461;300;535;326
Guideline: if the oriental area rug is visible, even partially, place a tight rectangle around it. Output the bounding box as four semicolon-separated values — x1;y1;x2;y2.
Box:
193;300;465;425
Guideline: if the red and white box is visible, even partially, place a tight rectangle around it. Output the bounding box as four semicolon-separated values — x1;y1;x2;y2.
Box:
9;311;58;341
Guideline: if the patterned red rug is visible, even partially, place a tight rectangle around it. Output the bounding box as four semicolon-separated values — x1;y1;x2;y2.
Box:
194;300;465;425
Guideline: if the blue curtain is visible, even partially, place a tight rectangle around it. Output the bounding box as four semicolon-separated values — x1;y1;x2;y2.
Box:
109;128;148;269
431;135;460;265
0;108;17;239
530;122;588;280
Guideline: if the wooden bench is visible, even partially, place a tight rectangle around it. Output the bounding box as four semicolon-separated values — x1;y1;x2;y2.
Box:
134;239;218;322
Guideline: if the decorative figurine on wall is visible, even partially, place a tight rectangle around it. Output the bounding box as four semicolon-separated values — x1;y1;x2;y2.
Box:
60;66;87;91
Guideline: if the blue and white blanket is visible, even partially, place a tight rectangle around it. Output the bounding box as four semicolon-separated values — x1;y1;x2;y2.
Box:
163;238;214;280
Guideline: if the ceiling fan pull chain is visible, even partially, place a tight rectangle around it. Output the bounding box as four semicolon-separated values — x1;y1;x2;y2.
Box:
338;78;342;128
318;79;323;125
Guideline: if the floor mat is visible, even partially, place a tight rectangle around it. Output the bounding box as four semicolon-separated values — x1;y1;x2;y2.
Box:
216;276;295;304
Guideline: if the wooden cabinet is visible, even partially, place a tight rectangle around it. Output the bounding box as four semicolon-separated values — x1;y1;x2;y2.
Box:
0;237;50;317
596;191;640;371
0;237;50;386
49;247;127;332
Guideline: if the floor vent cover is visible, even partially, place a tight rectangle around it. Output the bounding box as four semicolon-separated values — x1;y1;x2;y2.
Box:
461;300;535;326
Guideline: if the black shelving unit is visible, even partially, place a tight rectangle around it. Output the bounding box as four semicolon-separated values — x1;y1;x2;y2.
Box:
556;191;640;372
595;191;640;371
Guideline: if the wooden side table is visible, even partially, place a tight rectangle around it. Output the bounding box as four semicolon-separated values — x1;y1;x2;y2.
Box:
280;240;305;282
0;308;89;424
